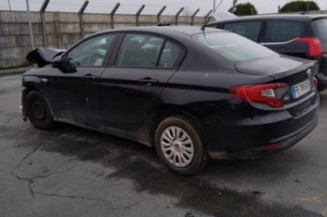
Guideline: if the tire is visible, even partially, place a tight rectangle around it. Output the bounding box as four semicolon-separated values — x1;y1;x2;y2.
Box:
25;90;54;130
154;116;208;175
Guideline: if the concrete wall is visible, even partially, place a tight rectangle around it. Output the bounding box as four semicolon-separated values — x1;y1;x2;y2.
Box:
0;10;212;69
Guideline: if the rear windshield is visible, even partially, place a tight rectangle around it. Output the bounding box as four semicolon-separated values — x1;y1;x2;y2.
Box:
312;19;327;44
193;32;277;62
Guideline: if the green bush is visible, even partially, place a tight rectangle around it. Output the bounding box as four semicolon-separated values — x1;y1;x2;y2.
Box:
229;2;258;16
280;1;320;13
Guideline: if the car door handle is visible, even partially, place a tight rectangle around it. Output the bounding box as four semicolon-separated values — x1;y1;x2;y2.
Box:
138;77;159;86
82;74;97;80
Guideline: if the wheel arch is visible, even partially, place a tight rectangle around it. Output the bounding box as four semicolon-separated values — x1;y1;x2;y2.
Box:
22;84;55;119
147;105;207;147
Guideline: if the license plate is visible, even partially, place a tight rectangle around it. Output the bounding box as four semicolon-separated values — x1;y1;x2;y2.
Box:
291;79;311;99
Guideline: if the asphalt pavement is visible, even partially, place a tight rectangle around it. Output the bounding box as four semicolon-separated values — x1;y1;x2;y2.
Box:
0;74;326;217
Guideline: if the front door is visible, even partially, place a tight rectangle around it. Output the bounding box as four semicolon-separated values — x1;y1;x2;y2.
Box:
45;33;117;127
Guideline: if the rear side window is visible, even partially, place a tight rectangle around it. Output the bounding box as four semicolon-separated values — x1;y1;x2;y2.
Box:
116;34;164;68
224;21;262;42
312;19;327;44
158;41;185;68
266;21;304;43
194;32;277;62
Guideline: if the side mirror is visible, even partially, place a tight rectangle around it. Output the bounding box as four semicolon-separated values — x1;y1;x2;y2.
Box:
53;54;78;73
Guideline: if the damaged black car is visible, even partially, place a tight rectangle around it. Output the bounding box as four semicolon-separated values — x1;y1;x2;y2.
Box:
22;26;319;175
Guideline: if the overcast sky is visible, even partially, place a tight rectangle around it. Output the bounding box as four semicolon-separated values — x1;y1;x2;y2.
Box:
0;0;326;16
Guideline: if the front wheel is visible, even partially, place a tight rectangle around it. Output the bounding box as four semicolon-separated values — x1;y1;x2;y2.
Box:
154;116;208;175
25;90;54;130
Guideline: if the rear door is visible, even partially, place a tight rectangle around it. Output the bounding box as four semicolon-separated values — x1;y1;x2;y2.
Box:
262;20;307;58
222;21;264;43
311;18;327;76
98;33;186;133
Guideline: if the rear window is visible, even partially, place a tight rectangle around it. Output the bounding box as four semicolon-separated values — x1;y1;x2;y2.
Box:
224;21;262;42
312;19;327;44
193;32;277;62
266;21;304;43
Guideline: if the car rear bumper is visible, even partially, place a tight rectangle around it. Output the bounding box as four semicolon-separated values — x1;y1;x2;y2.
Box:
208;117;317;159
204;93;319;159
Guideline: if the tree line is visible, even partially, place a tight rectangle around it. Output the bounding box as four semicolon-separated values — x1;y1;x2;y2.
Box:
229;1;320;16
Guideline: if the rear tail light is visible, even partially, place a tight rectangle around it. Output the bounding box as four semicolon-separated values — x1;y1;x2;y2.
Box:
230;83;288;108
295;37;322;57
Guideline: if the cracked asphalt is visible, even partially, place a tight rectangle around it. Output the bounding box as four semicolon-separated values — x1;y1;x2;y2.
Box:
0;74;327;217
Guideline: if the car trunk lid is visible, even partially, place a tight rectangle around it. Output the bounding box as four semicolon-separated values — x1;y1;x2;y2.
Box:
234;55;317;113
235;55;313;79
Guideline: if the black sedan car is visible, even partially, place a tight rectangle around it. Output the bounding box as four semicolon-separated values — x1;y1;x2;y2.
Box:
22;26;319;175
207;14;327;91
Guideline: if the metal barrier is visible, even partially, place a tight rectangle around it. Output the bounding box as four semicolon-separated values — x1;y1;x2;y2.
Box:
110;3;120;29
79;0;89;38
40;0;49;46
22;0;214;50
175;7;184;25
157;6;166;23
136;4;145;26
191;9;200;26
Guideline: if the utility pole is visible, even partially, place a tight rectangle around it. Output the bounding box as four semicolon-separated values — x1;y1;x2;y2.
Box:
213;0;216;14
8;0;11;11
25;0;35;50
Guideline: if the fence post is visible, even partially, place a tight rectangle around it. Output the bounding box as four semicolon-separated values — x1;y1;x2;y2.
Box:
157;6;166;23
26;0;35;50
136;4;145;26
204;10;212;23
175;7;184;25
191;8;200;25
79;0;89;38
40;0;49;47
110;3;120;29
7;0;11;11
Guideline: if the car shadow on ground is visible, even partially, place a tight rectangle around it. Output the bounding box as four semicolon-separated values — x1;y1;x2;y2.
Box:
1;88;324;217
8;119;320;217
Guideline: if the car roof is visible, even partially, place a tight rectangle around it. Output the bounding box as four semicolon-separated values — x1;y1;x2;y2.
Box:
94;26;221;37
209;14;327;24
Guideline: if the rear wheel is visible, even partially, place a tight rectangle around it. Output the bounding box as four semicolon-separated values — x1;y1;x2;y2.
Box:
25;90;54;130
155;116;208;175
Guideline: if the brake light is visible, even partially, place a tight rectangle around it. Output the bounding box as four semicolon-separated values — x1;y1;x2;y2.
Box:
295;37;322;57
230;83;288;108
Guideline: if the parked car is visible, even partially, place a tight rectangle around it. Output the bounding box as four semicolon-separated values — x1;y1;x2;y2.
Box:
207;14;327;91
23;26;319;175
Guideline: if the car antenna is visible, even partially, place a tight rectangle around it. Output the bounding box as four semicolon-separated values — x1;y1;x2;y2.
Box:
201;0;223;33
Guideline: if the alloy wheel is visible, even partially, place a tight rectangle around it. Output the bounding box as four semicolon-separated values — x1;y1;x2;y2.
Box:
160;126;194;167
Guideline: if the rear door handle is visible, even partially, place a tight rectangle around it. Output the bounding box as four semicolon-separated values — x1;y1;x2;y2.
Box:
82;74;97;80
138;77;159;86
